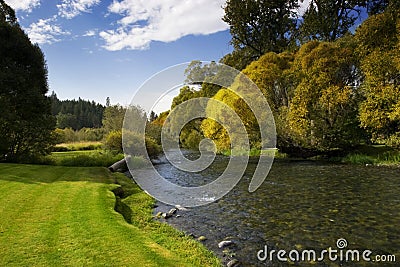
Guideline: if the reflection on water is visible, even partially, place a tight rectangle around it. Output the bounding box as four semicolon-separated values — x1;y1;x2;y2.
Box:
153;153;400;266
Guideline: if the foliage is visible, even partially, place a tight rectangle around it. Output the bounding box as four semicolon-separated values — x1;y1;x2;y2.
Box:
220;47;257;70
53;151;124;167
53;141;103;152
0;3;55;162
50;92;105;130
145;122;162;144
102;104;126;133
223;0;299;58
355;10;400;147
342;153;376;164
287;41;364;151
241;52;296;149
105;130;161;158
54;127;105;143
299;0;366;42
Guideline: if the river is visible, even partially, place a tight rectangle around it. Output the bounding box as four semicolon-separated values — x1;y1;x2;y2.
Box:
150;152;399;266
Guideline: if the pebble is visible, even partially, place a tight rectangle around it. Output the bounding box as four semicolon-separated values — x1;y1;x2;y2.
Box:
227;259;240;267
197;236;207;241
175;204;188;211
218;240;234;248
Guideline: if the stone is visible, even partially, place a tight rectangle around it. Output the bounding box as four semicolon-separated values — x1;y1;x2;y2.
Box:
227;259;239;267
167;208;177;216
197;236;207;241
218;240;234;248
161;212;172;219
175;204;188;211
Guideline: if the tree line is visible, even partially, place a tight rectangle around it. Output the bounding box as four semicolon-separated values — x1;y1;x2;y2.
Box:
49;92;105;130
165;0;400;156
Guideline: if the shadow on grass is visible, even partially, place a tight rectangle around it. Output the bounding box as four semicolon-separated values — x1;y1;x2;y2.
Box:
0;163;116;184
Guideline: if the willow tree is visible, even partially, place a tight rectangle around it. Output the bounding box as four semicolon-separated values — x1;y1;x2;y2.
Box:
355;8;400;147
0;0;55;162
287;40;364;152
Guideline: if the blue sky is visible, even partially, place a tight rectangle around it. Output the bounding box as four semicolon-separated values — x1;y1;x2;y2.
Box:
5;0;237;112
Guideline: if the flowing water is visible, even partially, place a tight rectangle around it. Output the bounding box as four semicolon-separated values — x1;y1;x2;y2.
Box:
150;152;399;266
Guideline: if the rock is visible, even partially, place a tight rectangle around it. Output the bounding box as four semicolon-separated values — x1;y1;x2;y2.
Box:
175;204;188;211
155;212;163;218
161;212;172;219
218;240;234;248
197;236;207;241
167;208;177;216
227;259;240;267
176;214;181;218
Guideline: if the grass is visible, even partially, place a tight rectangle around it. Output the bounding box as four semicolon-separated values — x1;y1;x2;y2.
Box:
46;150;125;167
341;145;400;166
54;141;103;152
0;164;220;267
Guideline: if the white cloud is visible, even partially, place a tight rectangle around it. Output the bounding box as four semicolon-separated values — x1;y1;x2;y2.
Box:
57;0;100;19
26;17;70;44
99;0;229;51
83;29;96;37
4;0;40;12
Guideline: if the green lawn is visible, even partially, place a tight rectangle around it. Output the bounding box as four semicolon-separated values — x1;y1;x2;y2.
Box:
0;164;220;266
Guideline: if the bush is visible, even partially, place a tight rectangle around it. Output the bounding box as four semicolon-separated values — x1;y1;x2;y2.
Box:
104;130;123;152
105;130;162;158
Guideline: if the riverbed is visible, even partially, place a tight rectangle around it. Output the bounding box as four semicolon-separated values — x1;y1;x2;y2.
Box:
150;153;399;266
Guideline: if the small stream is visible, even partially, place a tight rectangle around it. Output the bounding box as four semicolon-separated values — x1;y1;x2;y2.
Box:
149;151;400;266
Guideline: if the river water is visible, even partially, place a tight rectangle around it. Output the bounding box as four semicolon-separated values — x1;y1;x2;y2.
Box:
150;152;399;266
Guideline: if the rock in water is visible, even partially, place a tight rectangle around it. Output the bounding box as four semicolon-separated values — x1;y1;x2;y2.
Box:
197;236;207;241
227;259;239;267
161;212;171;219
218;240;234;248
167;208;177;216
175;204;188;211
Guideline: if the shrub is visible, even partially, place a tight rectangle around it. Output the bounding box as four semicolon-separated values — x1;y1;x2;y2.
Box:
105;130;162;158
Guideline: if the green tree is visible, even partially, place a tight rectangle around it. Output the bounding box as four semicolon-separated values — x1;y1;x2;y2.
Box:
287;40;363;152
223;0;299;58
102;105;126;133
0;1;55;161
299;0;366;42
355;10;400;147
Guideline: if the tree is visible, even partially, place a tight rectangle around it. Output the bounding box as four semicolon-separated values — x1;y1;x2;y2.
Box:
355;10;400;147
223;0;299;59
241;51;296;149
0;1;55;161
299;0;367;42
102;105;126;133
287;40;364;152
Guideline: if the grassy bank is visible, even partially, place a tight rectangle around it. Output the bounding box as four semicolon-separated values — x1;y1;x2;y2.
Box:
0;164;220;266
340;145;400;166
